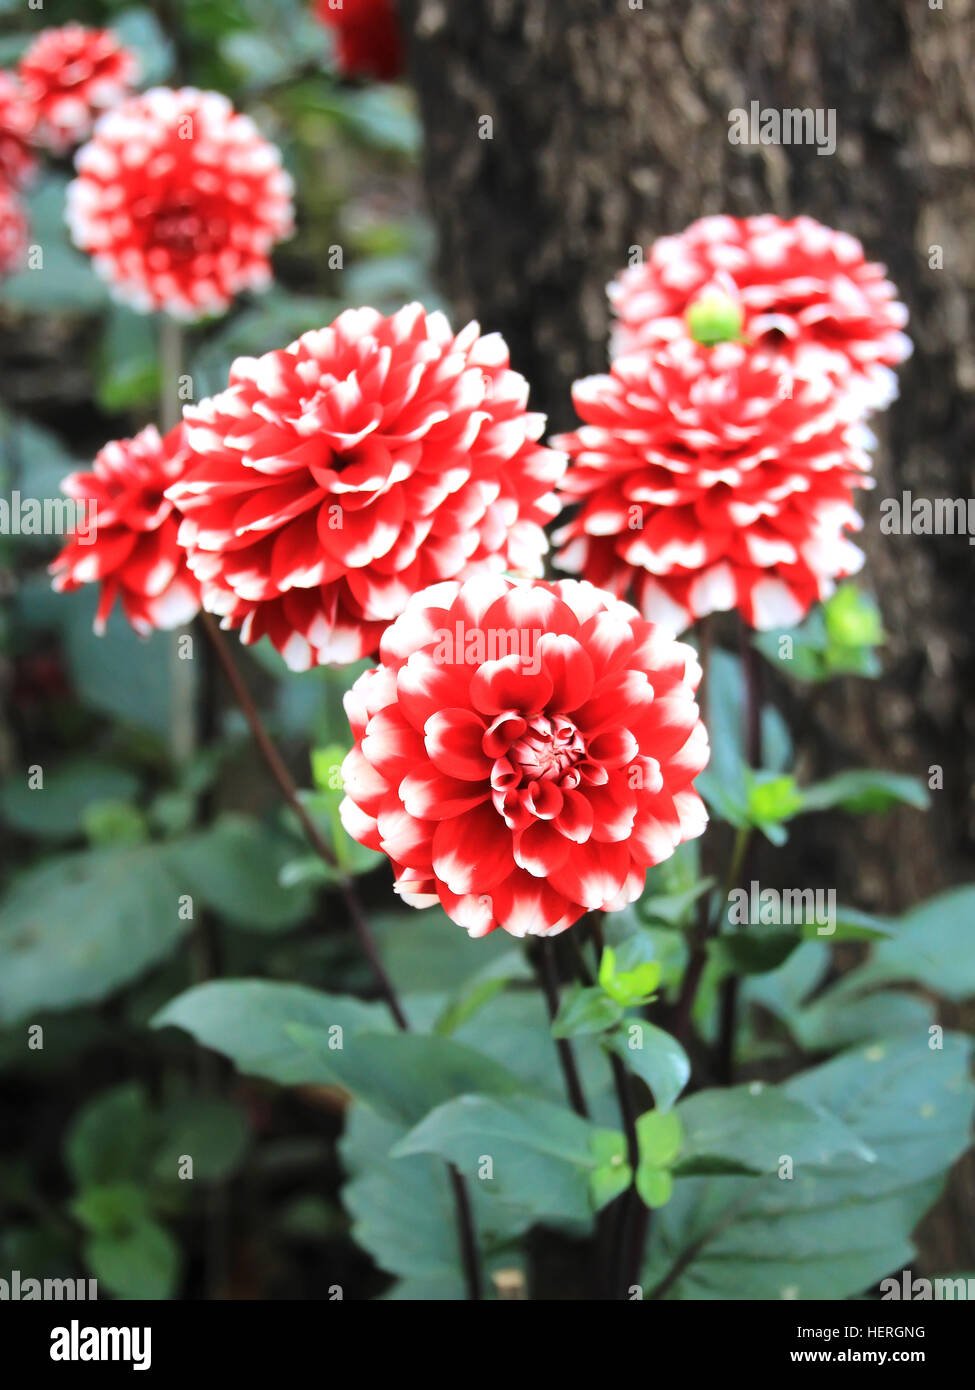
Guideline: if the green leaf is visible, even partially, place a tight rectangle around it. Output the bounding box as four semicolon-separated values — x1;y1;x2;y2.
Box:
152;980;392;1086
608;1021;690;1112
151;1097;249;1184
433;950;531;1036
301;744;385;877
637;879;714;930
753;584;885;683
0;412;84;553
333;86;422;154
341;1105;524;1300
393;1093;600;1223
746;772;803;835
452;989;615;1107
65;1084;158;1189
589;1129;632;1210
799;770;929;817
710;929;800;976
81;800;149;847
310;743;346;793
0;759;140;840
824;582;885;649
674;1083;874;1176
85;1218;180;1300
636;1110;683;1168
0;845;191;1022
826;886;975;1003
590;1162;633;1211
283;1026;526;1129
368;907;517;995
695;649;793;826
598;945;661;1006
55;588;179;736
277;854;333;889
71;1183;150;1236
95;305;160;413
110;7;176;86
155;979;524;1128
636;1166;674;1209
551;983;623;1038
644;1034;973;1300
792;989;936;1054
165;814;315;932
815;906;896;942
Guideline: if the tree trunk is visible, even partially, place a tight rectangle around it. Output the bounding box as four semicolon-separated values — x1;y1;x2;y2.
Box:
400;0;975;923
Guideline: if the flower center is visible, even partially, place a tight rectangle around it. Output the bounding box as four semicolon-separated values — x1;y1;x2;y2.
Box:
149;198;228;260
508;715;586;785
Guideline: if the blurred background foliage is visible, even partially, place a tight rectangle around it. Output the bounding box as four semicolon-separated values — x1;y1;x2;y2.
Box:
0;0;441;1299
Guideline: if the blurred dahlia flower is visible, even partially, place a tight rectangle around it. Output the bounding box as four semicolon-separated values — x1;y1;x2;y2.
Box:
315;0;404;82
18;24;137;153
51;424;201;636
0;181;27;275
340;575;709;937
169;304;565;668
553;336;873;633
0;72;37;187
609;215;910;414
66;87;294;319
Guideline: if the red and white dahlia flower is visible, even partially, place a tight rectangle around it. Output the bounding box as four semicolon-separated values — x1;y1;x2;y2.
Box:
51;423;201;636
0;181;27;275
0;71;37;187
66;88;294;319
315;0;404;83
18;25;137;153
609;215;911;414
340;575;709;937
553;337;873;633
169;303;565;669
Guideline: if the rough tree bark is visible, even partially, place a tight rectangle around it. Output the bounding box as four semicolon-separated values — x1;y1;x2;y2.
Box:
399;0;975;1263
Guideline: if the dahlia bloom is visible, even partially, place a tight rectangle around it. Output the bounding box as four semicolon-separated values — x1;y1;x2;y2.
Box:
0;181;27;275
0;71;36;187
18;25;137;153
340;575;709;937
169;303;565;669
66;88;294;319
315;0;404;82
609;215;911;414
553;337;872;632
51;424;201;636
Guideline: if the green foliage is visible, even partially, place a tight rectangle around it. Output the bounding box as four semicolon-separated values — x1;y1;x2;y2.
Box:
299;742;385;878
608;1022;690;1113
645;1035;973;1299
61;1080;251;1300
153;980;392;1085
1;177;108;315
635;1111;684;1208
167;814;316;932
393;1094;602;1222
551;984;623;1038
753;583;885;681
0;758;140;840
598;945;661;1006
798;769;930;816
0;843;192;1023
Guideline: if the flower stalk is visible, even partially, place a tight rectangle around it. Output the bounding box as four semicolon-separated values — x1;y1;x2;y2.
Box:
198;612;484;1300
